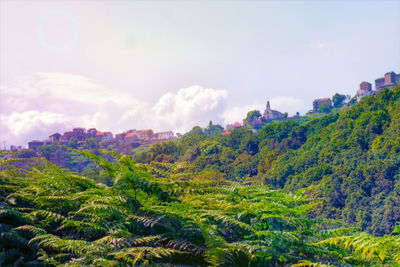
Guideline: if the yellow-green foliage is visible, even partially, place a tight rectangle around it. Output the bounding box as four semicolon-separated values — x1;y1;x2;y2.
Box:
1;150;399;266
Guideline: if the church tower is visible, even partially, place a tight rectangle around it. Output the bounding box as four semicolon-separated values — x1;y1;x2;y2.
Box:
266;101;271;112
264;100;272;120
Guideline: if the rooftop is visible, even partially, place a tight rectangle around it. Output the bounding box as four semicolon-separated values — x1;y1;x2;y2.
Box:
313;98;331;102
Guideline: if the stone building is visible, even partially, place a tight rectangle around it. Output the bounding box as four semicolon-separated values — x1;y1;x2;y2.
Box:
115;132;128;141
135;129;153;140
359;81;372;91
72;128;87;140
95;132;113;142
87;128;98;138
124;133;139;143
115;129;137;141
263;101;284;120
28;140;44;150
153;131;174;140
313;98;332;113
61;131;75;142
375;77;385;90
61;128;87;142
49;133;61;142
356;81;375;102
375;71;399;91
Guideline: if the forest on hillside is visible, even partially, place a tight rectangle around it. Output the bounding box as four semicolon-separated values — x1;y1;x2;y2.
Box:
1;150;400;266
134;86;400;236
2;86;400;266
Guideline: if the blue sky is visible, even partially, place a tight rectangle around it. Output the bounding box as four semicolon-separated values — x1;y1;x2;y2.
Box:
1;0;399;146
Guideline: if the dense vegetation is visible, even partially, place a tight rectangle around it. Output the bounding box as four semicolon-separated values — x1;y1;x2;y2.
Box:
134;86;400;235
2;150;400;266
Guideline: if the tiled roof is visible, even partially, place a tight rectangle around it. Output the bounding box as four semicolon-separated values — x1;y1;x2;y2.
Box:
313;98;330;102
125;133;136;138
96;132;105;136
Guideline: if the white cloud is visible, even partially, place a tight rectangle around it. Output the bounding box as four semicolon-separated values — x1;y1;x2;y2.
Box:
152;85;228;133
1;110;80;146
0;73;228;145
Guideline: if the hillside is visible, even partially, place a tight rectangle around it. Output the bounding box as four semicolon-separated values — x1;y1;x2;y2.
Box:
1;151;400;266
133;86;400;235
262;87;400;235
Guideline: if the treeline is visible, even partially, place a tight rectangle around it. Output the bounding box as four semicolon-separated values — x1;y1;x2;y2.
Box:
135;86;400;235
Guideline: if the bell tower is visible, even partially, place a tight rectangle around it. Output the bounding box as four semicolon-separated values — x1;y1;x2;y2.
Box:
264;100;272;120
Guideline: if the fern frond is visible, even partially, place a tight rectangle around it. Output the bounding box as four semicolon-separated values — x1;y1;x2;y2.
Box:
13;225;46;236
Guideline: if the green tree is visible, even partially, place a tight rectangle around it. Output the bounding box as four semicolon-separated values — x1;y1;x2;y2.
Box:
318;103;331;113
204;123;224;136
244;110;261;124
332;93;346;108
185;126;204;137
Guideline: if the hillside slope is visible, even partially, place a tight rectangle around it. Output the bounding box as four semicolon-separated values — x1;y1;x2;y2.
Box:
261;86;400;235
133;86;400;236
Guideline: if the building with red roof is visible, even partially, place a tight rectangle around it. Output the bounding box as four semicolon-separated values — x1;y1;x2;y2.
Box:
313;98;332;113
95;131;113;142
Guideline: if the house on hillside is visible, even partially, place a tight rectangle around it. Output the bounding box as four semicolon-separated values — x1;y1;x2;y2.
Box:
124;133;139;143
95;132;113;142
72;128;87;140
61;128;87;142
375;71;400;92
61;131;74;142
49;133;61;142
135;129;153;140
115;132;128;141
153;131;174;141
356;81;375;102
28;140;44;150
115;129;137;141
87;128;98;138
313;98;332;113
226;122;242;131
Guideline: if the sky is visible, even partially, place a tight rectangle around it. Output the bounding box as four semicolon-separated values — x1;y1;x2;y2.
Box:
1;0;400;147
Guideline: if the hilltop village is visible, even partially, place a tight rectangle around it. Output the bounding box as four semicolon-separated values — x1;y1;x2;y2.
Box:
25;128;175;152
222;70;400;134
13;70;399;153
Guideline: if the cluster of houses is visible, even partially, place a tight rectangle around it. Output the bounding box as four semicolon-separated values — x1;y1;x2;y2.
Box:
27;127;175;151
311;71;400;113
222;71;400;135
355;71;400;102
221;100;300;134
